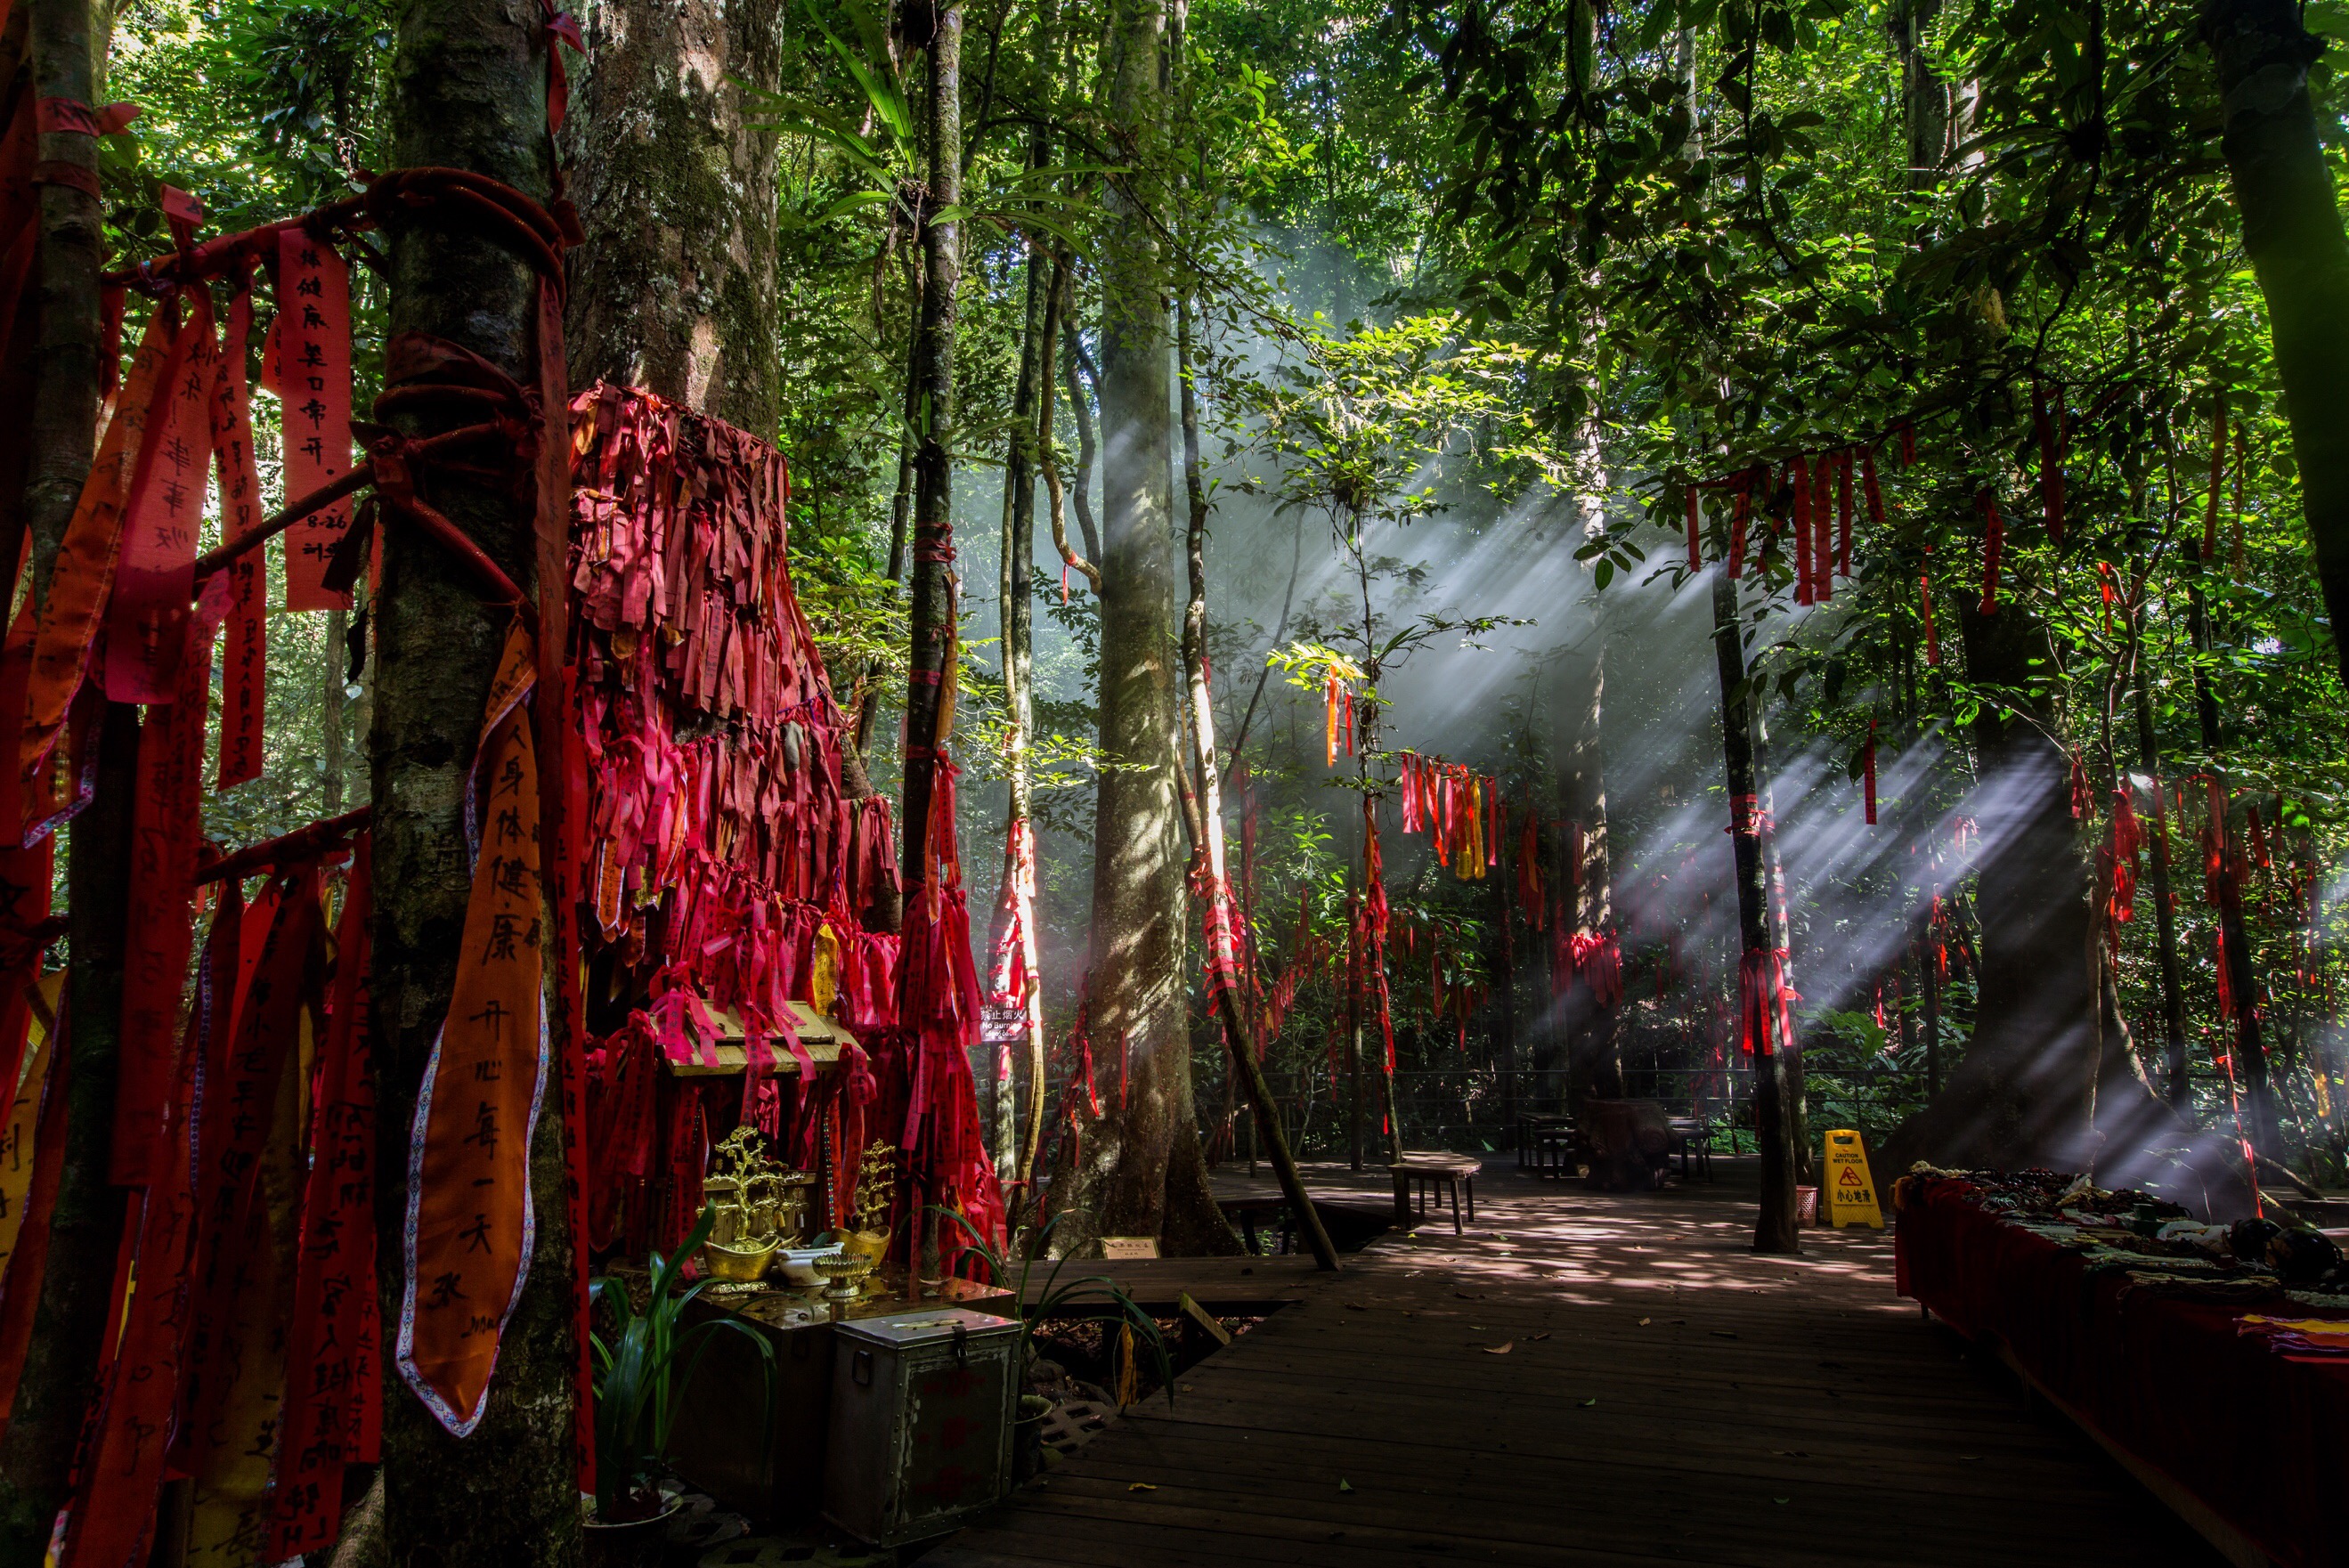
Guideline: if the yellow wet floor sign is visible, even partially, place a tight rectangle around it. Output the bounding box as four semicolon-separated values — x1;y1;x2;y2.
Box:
1824;1129;1882;1229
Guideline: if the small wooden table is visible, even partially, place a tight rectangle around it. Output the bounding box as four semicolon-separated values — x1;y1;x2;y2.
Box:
1389;1154;1481;1233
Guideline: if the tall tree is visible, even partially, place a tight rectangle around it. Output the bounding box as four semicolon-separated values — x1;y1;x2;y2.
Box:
1055;0;1231;1255
1557;627;1622;1109
0;0;134;1548
2200;0;2349;702
373;4;581;1564
564;0;784;435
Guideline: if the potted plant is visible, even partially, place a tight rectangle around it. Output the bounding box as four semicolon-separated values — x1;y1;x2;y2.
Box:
937;1210;1176;1482
587;1205;776;1567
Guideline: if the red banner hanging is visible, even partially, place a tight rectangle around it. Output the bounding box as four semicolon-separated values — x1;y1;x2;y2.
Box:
213;280;268;789
1977;489;2004;616
269;836;379;1556
1809;452;1833;603
1863;720;1878;825
110;574;228;1185
275;229;355;610
20;305;183;834
103;293;215;703
1684;484;1701;573
0;988;64;1425
396;624;549;1434
1790;457;1814;605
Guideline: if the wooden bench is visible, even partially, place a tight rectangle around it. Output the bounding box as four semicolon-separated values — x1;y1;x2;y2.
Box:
1389;1153;1481;1233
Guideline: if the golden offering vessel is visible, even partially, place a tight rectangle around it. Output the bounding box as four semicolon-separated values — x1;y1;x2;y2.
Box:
701;1126;817;1285
812;1251;881;1321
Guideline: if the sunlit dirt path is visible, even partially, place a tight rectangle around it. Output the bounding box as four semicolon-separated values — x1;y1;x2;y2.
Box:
927;1158;2218;1567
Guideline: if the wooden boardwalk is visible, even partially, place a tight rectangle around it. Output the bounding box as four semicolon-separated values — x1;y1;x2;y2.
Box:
934;1158;2219;1567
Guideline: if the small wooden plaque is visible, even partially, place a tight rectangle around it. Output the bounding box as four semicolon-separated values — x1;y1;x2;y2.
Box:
1101;1236;1158;1261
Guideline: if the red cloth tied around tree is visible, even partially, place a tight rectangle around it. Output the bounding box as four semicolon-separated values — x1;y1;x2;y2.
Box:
1570;930;1623;1007
894;756;1006;1263
103;289;215;703
1863;720;1878;826
1738;946;1797;1057
1977;488;2005;615
2097;789;2142;954
396;622;549;1436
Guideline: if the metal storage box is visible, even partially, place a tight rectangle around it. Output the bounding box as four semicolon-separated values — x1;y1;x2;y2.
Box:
822;1307;1020;1547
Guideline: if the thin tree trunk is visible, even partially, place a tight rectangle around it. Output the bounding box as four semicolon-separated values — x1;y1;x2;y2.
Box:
1560;629;1622;1109
565;0;784;436
2188;550;2278;1157
2201;0;2349;700
1055;0;1229;1257
2134;651;2191;1109
323;606;348;813
0;0;126;1548
1177;296;1334;1270
1710;562;1798;1254
373;7;579;1565
898;10;962;887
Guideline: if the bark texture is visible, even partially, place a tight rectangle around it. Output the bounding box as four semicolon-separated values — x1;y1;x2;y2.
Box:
1055;0;1229;1257
2201;0;2349;700
376;3;580;1563
564;0;782;435
0;0;125;1552
1557;629;1622;1110
1710;565;1798;1254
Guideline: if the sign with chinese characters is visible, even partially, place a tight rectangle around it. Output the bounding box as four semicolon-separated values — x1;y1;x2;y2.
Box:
274;229;354;611
1825;1129;1882;1230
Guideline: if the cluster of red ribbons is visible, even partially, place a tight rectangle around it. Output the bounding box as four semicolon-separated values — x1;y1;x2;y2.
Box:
1322;670;1356;766
569;386;908;1255
1395;751;1499;879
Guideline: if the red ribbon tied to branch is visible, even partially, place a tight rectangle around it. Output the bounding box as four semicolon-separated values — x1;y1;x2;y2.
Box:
1738;946;1797;1058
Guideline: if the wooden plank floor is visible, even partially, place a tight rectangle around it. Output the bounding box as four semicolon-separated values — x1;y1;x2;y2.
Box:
935;1158;2222;1567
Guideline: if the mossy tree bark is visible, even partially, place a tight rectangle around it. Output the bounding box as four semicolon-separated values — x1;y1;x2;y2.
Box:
564;0;782;436
0;0;133;1555
374;2;581;1563
2201;0;2349;702
1054;0;1231;1258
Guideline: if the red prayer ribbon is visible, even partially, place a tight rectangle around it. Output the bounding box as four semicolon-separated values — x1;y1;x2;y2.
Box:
274;229;356;610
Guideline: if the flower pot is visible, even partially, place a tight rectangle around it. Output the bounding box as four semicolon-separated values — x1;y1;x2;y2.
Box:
583;1493;682;1568
1012;1394;1054;1483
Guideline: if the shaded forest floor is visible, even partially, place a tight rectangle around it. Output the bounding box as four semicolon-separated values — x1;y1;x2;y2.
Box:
932;1158;2220;1566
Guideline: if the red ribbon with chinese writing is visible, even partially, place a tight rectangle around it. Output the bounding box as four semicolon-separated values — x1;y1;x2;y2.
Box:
274;228;356;610
110;573;228;1185
396;623;549;1434
213;278;268;790
269;835;380;1556
102;290;214;703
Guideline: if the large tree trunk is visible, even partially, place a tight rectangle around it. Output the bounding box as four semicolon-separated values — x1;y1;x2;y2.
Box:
1710;563;1798;1254
375;8;581;1566
1054;0;1229;1258
0;0;128;1553
1882;597;2253;1215
2201;0;2349;701
564;0;782;435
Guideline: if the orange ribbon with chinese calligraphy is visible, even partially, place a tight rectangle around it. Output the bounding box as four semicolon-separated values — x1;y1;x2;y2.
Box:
396;622;548;1434
20;304;183;837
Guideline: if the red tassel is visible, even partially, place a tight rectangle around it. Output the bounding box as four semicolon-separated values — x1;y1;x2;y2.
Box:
2034;378;2066;547
1727;483;1752;580
1863;720;1878;825
1685;483;1702;573
1976;489;2004;616
1791;457;1815;605
1834;451;1854;578
1810;453;1833;601
1921;573;1940;666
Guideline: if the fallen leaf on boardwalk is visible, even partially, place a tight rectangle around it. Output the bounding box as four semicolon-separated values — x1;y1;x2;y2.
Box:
1638;1317;1651;1326
1769;1450;1809;1458
1128;1483;1158;1492
1338;1479;1354;1493
1527;1331;1551;1341
1481;1342;1513;1354
1773;1498;1790;1506
1579;1398;1597;1408
1711;1330;1739;1339
1180;1384;1194;1392
1344;1303;1367;1312
1454;1290;1483;1301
